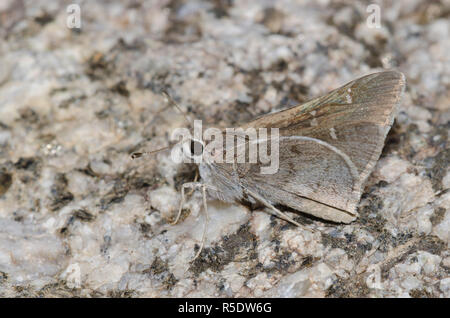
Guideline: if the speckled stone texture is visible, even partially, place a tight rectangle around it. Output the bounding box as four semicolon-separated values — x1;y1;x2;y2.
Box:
0;0;448;297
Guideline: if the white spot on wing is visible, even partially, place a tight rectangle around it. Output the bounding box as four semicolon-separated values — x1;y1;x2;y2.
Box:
346;88;352;103
329;127;337;140
310;111;318;126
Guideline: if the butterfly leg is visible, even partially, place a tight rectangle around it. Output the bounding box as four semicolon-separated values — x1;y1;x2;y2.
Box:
171;182;190;225
186;169;199;196
171;182;217;262
191;184;209;262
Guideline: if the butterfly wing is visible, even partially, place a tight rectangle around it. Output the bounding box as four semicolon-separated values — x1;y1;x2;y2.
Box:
237;71;405;222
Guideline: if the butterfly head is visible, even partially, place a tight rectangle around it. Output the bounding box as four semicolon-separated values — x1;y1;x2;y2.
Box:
182;137;205;162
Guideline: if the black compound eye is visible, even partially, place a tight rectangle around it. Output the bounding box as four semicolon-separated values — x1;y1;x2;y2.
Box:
190;140;204;156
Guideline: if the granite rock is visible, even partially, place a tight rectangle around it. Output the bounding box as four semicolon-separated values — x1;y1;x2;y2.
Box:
0;0;448;297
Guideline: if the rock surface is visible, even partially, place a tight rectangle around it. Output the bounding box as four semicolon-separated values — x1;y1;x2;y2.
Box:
0;0;448;297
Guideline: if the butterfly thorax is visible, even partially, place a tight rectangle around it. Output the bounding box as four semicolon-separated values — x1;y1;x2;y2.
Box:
198;162;246;203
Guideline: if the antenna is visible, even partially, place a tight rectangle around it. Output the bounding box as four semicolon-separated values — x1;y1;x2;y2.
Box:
161;90;192;127
131;91;192;159
130;145;173;159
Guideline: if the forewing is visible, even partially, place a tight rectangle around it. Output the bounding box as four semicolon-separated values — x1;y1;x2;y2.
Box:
239;71;405;222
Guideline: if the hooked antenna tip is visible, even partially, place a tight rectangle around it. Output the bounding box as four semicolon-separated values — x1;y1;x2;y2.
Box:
131;152;143;159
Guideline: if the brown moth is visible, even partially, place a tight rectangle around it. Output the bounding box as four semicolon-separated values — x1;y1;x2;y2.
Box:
232;70;406;223
189;71;404;218
135;71;405;259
